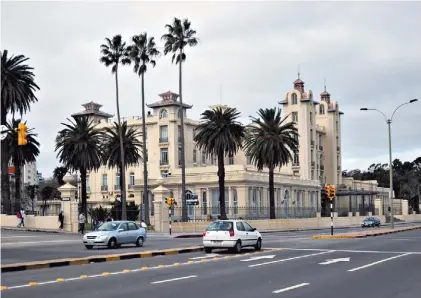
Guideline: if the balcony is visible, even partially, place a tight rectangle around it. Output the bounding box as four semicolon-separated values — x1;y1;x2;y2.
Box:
128;184;135;191
292;163;300;168
114;185;121;191
319;145;323;151
310;140;315;146
320;165;324;170
337;146;340;152
101;185;108;192
159;137;168;143
160;160;169;166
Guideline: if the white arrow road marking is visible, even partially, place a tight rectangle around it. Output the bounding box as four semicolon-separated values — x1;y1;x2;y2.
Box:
240;255;276;262
273;283;310;294
151;275;197;284
319;257;350;265
189;254;220;260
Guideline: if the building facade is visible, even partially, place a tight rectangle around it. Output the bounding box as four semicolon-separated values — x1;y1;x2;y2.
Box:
74;76;390;219
24;161;37;186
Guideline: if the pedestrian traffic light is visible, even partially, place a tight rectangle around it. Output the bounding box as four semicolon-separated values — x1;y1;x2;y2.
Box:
16;122;28;146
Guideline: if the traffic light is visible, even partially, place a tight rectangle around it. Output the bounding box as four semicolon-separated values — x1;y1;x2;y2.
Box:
165;197;171;206
324;185;331;199
17;123;28;146
330;185;336;199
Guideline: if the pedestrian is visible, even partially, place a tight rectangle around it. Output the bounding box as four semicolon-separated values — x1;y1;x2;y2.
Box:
58;211;64;231
20;208;25;227
16;211;22;227
140;220;147;233
106;215;113;222
78;212;86;234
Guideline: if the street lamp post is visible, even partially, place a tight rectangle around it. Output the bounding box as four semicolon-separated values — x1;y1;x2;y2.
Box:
360;99;418;229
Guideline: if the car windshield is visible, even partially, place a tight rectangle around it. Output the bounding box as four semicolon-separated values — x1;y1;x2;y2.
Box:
207;221;233;231
97;222;119;231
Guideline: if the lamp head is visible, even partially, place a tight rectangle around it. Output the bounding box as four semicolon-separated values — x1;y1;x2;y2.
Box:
409;99;418;103
360;108;368;111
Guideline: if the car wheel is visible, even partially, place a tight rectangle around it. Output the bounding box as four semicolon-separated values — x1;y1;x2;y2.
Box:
204;247;212;254
255;238;262;251
85;245;93;250
136;237;144;247
233;241;242;254
108;237;117;249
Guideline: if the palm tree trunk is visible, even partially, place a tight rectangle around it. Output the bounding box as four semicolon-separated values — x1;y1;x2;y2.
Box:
15;164;22;210
80;168;87;219
217;151;227;219
269;166;276;219
114;69;127;220
178;50;187;222
141;71;149;225
1;108;11;214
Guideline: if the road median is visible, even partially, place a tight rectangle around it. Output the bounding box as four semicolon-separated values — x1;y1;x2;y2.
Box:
312;225;421;239
1;246;204;273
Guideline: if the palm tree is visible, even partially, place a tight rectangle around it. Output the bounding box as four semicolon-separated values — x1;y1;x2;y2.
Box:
99;35;131;220
53;166;68;186
6;119;40;210
55;116;103;218
243;108;299;219
127;33;160;225
1;50;39;214
194;107;245;219
162;18;199;221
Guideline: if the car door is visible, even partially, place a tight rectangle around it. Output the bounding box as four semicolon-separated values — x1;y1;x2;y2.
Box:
243;222;259;245
117;223;130;244
235;222;248;245
127;222;139;243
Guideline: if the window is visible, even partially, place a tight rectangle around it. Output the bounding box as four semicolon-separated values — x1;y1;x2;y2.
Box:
311;150;314;162
115;172;120;187
310;112;313;124
201;151;206;164
86;175;90;189
236;222;245;231
119;223;129;231
102;174;107;187
160;148;168;165
291;93;298;104
319;104;325;115
178;125;182;142
311;170;314;180
159;125;168;142
178;147;182;166
159;109;168;119
228;154;234;165
336;120;339;132
128;222;138;230
129;172;135;185
202;190;207;215
193;149;197;163
292;112;298;122
242;222;254;232
211;155;216;165
293;152;299;165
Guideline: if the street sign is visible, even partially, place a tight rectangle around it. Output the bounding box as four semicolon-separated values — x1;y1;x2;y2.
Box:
240;255;275;262
0;125;8;140
319;257;350;265
186;194;199;206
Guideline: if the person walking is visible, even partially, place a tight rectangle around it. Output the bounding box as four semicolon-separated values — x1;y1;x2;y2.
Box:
16;211;22;227
78;212;86;234
58;211;64;231
140;220;147;233
20;208;25;227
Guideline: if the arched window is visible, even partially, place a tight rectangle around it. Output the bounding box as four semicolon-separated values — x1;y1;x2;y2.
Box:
159;109;168;119
292;93;298;104
186;190;194;217
319;104;325;115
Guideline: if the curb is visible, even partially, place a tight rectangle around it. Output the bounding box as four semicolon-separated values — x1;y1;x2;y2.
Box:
1;246;204;273
1;227;77;234
312;226;421;239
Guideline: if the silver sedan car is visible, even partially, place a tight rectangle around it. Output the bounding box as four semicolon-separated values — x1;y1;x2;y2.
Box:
83;221;147;249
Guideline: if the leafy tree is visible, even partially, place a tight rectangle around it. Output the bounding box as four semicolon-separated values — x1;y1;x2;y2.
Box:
53;166;68;185
55;116;103;218
100;35;131;220
24;185;39;212
127;33;160;225
110;200;139;222
6;118;40;210
1;50;39;214
243;108;299;219
194;107;245;218
161;18;199;221
88;205;110;222
38;179;61;215
102;121;143;191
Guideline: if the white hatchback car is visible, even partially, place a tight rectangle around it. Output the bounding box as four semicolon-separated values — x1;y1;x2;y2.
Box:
202;220;262;253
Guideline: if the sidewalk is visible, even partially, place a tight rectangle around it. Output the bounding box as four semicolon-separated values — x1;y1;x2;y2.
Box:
312;225;421;239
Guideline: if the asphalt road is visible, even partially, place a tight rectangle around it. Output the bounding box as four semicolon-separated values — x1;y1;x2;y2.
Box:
1;222;416;264
2;229;421;297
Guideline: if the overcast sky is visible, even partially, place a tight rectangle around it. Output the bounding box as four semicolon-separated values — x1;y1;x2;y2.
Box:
2;1;420;178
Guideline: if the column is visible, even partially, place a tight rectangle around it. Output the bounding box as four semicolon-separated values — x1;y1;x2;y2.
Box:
375;198;383;216
152;185;170;233
402;200;409;216
58;182;78;232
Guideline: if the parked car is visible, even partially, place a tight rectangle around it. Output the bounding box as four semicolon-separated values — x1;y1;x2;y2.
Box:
83;221;147;249
361;217;381;228
202;220;262;253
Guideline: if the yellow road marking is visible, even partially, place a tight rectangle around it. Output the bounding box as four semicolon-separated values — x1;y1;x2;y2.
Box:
56;278;65;282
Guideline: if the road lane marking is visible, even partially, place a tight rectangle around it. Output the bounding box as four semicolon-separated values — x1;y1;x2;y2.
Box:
278;248;421;255
240;255;275;262
248;251;334;268
1;240;80;246
319;257;350;265
273;283;309;294
151;275;197;284
1;236;38;238
347;253;412;272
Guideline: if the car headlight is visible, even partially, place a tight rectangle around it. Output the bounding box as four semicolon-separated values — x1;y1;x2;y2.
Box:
97;235;107;240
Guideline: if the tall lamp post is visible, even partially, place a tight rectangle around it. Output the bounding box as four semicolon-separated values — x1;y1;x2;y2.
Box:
360;99;418;229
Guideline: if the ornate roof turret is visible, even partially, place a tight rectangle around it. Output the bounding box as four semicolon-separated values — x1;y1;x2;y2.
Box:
320;80;331;102
293;72;305;94
146;90;192;109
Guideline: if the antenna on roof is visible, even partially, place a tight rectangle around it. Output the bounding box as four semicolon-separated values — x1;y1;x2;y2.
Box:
297;64;301;79
324;78;327;91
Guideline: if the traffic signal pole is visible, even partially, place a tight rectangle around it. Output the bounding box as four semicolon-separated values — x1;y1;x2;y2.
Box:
169;206;172;236
330;200;333;236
